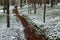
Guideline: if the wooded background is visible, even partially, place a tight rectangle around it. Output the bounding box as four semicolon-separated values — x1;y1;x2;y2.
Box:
0;0;60;5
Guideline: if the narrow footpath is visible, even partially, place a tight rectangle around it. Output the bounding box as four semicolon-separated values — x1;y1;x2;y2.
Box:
13;6;45;40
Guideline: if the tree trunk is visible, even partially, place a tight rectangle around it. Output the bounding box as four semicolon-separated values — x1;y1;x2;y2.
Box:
47;0;49;4
11;0;15;5
4;0;5;13
28;0;30;14
40;0;42;7
51;0;53;8
0;0;2;5
20;0;22;9
6;0;10;27
4;0;7;13
24;0;26;4
34;0;36;14
44;0;46;22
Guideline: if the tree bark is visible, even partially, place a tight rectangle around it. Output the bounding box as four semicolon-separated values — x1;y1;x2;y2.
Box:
4;0;5;13
34;0;36;14
44;0;46;22
11;0;15;5
24;0;26;4
51;0;53;8
6;0;10;27
20;0;22;9
47;0;49;4
0;0;2;5
40;0;42;7
28;0;29;14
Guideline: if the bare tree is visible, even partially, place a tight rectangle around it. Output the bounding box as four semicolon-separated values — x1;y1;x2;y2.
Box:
11;0;15;5
0;0;2;5
24;0;26;4
4;0;7;13
20;0;22;9
4;0;5;13
43;0;46;22
51;0;53;8
39;0;42;7
34;0;36;14
6;0;10;27
47;0;49;4
28;0;30;14
28;0;31;14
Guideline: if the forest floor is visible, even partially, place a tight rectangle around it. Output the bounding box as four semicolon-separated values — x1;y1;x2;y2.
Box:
0;3;60;40
20;3;60;40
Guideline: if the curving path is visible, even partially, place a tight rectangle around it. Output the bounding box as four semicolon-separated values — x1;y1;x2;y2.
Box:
13;6;45;40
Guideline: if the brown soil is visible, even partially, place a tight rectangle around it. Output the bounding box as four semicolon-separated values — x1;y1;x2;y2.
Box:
13;6;45;40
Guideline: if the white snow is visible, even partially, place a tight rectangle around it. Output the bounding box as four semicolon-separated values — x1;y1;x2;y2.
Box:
21;4;60;40
0;3;60;40
0;11;26;40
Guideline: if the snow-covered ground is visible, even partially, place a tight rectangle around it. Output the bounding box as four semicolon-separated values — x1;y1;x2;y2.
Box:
21;4;60;40
0;3;60;40
0;11;26;40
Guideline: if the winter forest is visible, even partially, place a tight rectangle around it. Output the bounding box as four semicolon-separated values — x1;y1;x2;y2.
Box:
0;0;60;40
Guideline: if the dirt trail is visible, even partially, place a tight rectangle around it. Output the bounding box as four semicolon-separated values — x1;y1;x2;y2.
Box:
13;6;45;40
